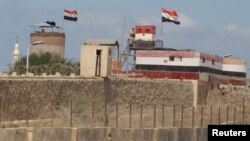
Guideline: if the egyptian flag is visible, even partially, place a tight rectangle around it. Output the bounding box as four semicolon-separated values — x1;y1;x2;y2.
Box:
64;9;78;21
161;7;180;25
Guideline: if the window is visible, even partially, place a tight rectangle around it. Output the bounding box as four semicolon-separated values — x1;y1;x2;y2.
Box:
212;59;215;65
138;28;142;32
169;56;175;61
202;58;206;63
96;50;102;55
169;56;182;62
146;28;150;33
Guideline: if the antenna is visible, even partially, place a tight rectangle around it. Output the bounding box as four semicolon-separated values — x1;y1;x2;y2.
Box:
120;16;127;60
16;36;19;43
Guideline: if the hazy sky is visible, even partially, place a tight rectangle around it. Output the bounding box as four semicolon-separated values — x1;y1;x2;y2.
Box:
1;0;250;74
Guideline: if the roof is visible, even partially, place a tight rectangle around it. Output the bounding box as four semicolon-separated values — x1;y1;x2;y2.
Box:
84;39;119;47
35;22;60;29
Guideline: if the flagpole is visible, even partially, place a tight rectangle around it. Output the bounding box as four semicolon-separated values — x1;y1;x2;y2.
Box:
61;10;65;32
160;21;163;40
160;20;166;47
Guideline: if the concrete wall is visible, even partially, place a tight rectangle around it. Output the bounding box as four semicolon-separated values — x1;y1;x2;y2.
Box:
0;128;28;141
0;77;194;120
0;127;208;141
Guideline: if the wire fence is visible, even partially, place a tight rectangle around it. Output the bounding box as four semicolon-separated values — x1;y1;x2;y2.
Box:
0;98;249;129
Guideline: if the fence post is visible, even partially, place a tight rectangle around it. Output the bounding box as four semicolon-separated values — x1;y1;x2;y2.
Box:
243;98;245;124
140;105;143;128
226;107;229;125
129;104;132;128
116;102;118;128
218;107;221;125
154;106;156;128
92;101;95;127
234;107;236;124
70;100;73;127
200;106;203;127
162;105;165;128
104;101;107;127
51;101;54;127
26;111;29;127
210;106;213;124
192;106;194;128
0;98;2;125
181;105;184;128
173;105;176;127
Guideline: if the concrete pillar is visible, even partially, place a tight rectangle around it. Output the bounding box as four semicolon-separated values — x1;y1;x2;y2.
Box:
191;80;199;106
27;128;34;141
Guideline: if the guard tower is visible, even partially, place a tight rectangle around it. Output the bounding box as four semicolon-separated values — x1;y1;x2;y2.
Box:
120;25;163;70
30;21;65;57
80;39;119;77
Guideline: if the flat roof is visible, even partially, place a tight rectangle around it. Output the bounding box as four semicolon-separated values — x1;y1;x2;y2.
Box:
84;39;119;46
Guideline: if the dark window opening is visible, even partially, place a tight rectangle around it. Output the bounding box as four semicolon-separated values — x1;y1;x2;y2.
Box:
95;50;102;77
146;29;150;33
202;58;206;63
138;28;142;32
212;59;215;65
96;50;102;56
169;56;175;61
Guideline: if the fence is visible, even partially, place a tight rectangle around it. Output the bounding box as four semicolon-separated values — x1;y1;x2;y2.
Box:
0;97;249;128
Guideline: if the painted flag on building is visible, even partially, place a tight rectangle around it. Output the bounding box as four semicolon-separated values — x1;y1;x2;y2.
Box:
161;7;180;25
64;9;78;21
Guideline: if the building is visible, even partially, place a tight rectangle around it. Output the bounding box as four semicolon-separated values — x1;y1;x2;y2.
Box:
133;49;246;86
80;39;118;77
30;22;65;57
124;25;247;87
12;38;20;65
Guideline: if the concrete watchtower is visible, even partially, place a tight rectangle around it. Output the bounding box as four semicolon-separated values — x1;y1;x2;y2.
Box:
30;21;65;57
80;39;119;77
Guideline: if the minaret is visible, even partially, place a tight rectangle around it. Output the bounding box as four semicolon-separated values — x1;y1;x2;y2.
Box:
12;36;20;65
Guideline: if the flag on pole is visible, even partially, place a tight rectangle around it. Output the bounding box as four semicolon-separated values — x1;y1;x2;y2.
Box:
161;7;180;25
64;9;78;21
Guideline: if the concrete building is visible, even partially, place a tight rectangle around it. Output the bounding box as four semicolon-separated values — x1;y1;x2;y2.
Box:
133;49;246;86
30;22;65;57
123;24;247;88
80;39;118;77
134;25;156;41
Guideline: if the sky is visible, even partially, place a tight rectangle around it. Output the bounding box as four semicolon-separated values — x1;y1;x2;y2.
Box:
0;0;250;74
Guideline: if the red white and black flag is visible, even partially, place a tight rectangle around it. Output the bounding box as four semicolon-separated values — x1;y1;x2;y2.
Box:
161;7;180;25
64;9;78;21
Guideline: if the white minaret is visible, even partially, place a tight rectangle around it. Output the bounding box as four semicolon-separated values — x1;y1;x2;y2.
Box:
12;37;20;65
